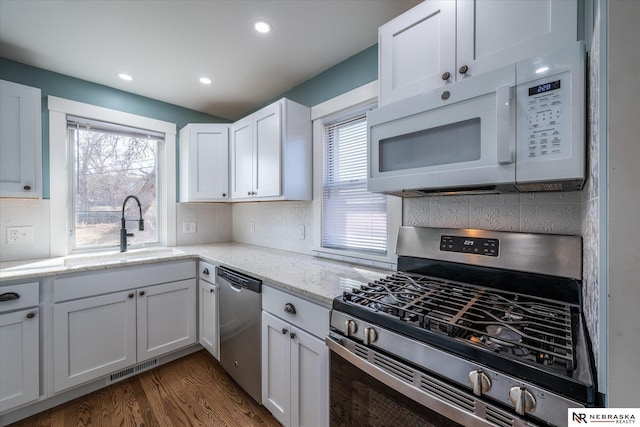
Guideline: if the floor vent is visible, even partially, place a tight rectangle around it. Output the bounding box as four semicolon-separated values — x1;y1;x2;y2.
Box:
107;358;158;385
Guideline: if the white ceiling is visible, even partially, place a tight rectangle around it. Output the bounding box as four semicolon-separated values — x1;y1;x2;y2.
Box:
0;0;421;121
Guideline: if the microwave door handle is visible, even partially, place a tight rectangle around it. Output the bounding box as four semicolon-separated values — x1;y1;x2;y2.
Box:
496;86;513;164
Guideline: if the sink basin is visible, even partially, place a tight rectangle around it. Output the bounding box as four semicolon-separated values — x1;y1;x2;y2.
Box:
63;247;180;267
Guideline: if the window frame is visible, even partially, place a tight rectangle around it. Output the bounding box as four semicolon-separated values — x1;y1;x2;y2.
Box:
48;96;177;256
312;81;401;269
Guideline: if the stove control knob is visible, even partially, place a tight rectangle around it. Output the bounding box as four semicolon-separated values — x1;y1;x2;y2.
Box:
468;370;491;396
363;327;378;346
509;386;536;416
344;319;357;337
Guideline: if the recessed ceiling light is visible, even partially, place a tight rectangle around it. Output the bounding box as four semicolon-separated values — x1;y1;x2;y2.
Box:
254;20;271;34
199;77;212;85
118;73;134;81
535;66;549;74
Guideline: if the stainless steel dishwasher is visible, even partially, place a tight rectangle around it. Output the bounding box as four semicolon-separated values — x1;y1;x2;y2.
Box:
217;266;262;404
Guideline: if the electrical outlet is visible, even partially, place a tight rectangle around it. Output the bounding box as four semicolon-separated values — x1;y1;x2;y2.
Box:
250;221;255;233
7;226;34;244
297;225;305;240
183;221;197;234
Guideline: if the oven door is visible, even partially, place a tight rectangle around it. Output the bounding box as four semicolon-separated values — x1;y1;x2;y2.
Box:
367;65;516;196
327;334;538;427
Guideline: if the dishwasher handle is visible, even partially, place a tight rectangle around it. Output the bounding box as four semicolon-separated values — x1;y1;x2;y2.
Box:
217;266;262;293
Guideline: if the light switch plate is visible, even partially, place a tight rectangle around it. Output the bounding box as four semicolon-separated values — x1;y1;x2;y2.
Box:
297;225;305;240
183;221;197;234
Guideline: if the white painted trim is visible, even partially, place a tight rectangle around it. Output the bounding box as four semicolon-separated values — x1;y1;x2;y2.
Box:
48;97;176;136
48;96;177;256
310;80;378;121
311;80;399;267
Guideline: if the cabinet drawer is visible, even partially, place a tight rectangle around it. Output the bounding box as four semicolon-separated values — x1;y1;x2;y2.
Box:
0;282;39;313
53;260;196;302
263;285;329;339
199;261;216;283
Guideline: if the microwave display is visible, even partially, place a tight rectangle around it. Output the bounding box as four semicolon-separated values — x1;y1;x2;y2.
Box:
529;80;561;96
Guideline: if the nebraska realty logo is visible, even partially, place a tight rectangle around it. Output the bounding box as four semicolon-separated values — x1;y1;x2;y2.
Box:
568;408;639;425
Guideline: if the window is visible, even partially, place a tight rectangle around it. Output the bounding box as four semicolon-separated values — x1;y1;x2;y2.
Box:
67;116;162;250
321;107;388;256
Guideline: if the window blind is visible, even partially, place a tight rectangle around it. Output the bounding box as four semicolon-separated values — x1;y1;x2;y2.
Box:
322;112;387;255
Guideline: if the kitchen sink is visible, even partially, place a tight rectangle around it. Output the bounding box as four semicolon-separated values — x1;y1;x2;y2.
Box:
63;247;182;267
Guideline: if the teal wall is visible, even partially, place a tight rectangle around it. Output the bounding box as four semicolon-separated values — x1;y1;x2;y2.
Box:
0;44;378;199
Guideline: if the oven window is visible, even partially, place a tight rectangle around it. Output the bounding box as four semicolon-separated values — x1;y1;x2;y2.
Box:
330;352;463;427
379;118;481;172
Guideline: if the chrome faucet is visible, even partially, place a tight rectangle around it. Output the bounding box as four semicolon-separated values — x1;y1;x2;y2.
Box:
120;195;144;252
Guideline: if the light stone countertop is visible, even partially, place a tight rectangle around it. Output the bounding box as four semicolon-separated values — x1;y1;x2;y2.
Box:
0;243;390;306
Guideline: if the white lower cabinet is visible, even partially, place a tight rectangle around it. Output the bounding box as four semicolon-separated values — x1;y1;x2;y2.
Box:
261;286;329;427
0;282;40;413
0;309;39;412
198;261;218;359
52;262;197;393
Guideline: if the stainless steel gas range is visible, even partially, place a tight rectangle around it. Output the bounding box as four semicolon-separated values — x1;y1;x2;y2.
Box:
327;227;597;427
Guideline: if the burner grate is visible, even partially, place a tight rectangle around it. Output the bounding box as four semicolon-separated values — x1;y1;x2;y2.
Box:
343;272;576;371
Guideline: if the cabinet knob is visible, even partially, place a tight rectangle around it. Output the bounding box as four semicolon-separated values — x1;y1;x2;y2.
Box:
459;65;469;75
222;193;227;197
203;268;210;275
441;90;451;101
139;291;145;296
23;185;32;191
284;303;296;314
26;312;36;319
281;328;288;335
290;332;296;340
128;293;135;299
248;191;252;196
210;288;214;293
441;71;451;80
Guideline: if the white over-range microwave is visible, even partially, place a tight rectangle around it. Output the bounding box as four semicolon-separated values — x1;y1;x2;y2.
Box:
367;41;586;196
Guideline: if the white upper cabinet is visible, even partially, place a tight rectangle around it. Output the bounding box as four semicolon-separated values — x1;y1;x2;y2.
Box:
230;98;311;201
179;123;230;202
0;80;42;198
379;0;577;106
379;0;456;106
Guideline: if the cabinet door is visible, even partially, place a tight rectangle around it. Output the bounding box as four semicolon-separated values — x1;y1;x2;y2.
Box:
254;102;281;198
261;311;291;426
0;80;41;198
231;117;254;199
53;291;137;392
456;0;577;79
378;0;456;106
182;124;229;201
137;279;196;361
290;327;329;427
199;281;218;359
0;309;39;411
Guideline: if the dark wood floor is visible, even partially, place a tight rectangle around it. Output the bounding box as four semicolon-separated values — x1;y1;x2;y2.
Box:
8;350;281;427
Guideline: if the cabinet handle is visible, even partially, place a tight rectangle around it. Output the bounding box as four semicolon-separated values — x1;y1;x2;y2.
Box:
203;268;210;275
289;332;296;340
281;328;288;335
459;65;469;75
0;292;20;302
23;185;32;191
26;312;36;319
128;293;135;299
441;71;451;80
139;291;145;296
284;303;296;315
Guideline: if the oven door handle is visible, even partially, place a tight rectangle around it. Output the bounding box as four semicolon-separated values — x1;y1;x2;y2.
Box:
325;337;496;427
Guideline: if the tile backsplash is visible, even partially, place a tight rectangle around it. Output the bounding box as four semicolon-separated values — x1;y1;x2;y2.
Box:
0;198;51;262
404;192;582;235
176;202;232;245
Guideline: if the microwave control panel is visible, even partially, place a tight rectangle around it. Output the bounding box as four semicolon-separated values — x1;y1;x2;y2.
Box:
518;71;571;161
